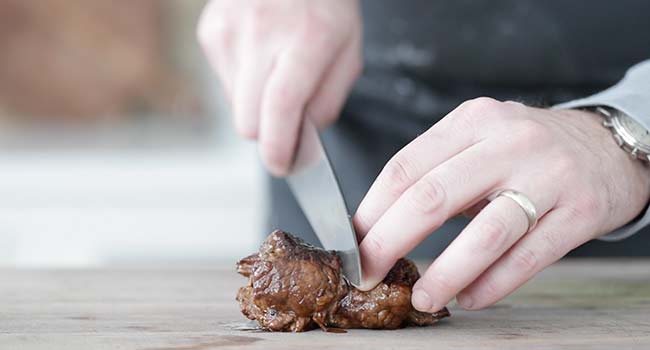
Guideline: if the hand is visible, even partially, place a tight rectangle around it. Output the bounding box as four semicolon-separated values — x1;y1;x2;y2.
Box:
197;0;363;175
353;97;650;311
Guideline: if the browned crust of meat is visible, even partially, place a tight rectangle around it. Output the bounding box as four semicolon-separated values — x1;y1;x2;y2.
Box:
236;230;449;332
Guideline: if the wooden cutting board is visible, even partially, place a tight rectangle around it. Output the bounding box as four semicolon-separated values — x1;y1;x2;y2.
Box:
2;259;650;349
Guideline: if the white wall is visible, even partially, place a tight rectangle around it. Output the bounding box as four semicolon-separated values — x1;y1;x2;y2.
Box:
0;144;264;268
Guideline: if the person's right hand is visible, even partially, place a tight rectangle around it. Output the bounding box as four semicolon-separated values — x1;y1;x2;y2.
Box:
197;0;363;176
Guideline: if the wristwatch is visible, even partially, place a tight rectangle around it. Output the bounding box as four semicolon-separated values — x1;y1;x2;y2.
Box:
593;106;650;162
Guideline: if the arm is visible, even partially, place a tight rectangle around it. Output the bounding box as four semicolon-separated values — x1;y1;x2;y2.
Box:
353;63;650;311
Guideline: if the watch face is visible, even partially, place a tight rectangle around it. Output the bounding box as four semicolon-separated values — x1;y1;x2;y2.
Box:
618;113;650;147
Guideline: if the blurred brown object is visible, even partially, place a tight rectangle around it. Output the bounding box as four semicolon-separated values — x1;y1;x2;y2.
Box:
0;0;200;121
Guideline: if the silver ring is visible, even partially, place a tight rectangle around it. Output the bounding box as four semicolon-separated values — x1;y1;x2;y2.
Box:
488;189;538;233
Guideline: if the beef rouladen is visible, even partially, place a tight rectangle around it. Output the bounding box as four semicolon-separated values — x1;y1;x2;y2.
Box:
236;230;449;332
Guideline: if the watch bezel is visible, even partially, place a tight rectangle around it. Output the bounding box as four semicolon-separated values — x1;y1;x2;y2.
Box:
596;107;650;162
609;109;650;155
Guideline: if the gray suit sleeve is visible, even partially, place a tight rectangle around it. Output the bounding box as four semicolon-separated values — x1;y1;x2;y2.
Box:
554;59;650;241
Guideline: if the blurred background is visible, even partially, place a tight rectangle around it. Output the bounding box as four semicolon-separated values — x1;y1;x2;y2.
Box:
0;0;264;268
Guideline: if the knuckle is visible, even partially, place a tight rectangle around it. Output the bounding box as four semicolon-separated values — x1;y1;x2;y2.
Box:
405;176;446;215
503;100;526;108
196;19;214;46
454;97;507;133
197;16;234;52
196;19;210;46
461;97;505;118
448;112;478;140
502;100;529;115
196;2;215;44
304;9;335;33
509;246;538;272
245;1;282;40
550;153;578;177
470;96;503;109
475;217;510;253
380;155;418;196
301;12;337;46
515;119;552;146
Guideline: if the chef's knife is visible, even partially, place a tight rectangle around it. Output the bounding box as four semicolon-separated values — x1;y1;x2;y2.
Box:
285;119;363;287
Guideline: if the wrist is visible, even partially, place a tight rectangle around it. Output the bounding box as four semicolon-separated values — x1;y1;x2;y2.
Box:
561;108;650;234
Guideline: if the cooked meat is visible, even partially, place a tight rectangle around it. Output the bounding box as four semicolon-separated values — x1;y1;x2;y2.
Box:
236;230;450;332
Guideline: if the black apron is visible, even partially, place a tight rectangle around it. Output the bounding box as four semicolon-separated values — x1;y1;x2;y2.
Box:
267;0;650;257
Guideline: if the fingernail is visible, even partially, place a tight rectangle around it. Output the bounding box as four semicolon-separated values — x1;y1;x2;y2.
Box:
357;278;380;292
264;160;289;177
411;288;432;311
458;294;474;309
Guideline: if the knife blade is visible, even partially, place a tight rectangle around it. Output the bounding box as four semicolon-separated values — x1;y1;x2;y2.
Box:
285;119;363;287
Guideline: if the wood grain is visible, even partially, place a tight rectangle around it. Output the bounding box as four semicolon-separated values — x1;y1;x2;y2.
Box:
1;259;649;349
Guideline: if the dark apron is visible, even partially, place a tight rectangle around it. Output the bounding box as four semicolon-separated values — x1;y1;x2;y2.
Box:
267;0;650;257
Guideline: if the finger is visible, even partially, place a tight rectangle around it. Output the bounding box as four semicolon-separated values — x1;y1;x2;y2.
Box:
456;207;585;310
259;30;345;176
411;186;557;312
358;140;504;290
233;20;276;139
354;97;509;237
196;1;238;101
305;32;362;129
231;47;275;140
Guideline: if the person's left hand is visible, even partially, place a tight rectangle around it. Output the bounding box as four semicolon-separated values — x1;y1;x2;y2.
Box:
353;97;650;312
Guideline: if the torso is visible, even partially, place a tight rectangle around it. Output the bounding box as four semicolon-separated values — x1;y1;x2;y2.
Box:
350;0;650;129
